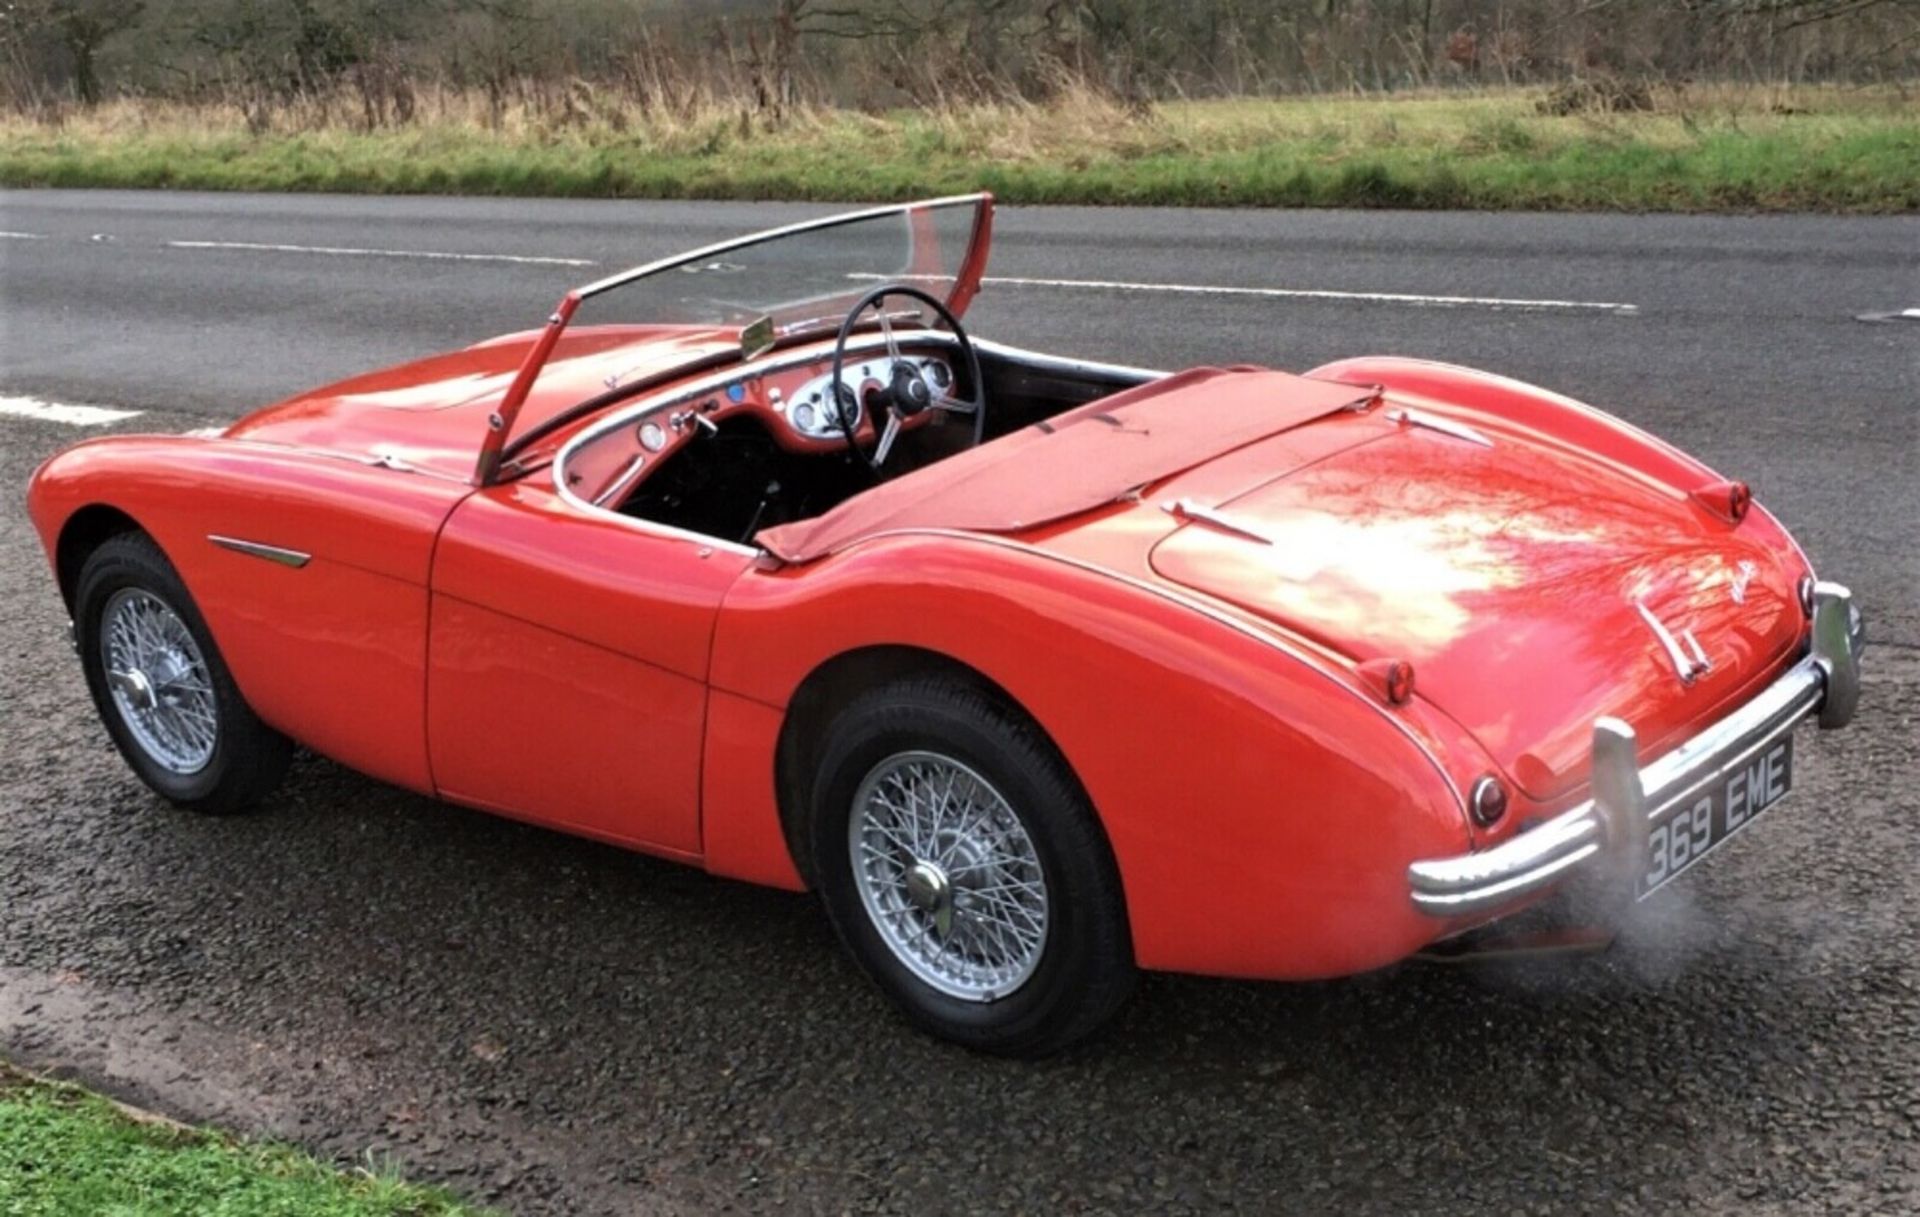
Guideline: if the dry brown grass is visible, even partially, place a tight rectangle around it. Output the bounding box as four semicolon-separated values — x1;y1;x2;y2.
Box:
2;81;1913;212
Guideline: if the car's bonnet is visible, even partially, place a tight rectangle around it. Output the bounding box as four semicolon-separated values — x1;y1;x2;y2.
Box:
222;325;739;479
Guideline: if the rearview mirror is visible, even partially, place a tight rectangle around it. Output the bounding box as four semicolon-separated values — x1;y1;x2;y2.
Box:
741;315;776;360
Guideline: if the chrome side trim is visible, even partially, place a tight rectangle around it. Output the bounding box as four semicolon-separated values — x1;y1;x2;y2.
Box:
207;535;311;568
590;452;648;507
1408;581;1862;918
1384;406;1494;448
1162;498;1275;545
964;338;1166;387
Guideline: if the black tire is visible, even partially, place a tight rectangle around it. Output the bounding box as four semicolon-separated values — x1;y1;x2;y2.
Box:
74;531;292;814
808;675;1136;1056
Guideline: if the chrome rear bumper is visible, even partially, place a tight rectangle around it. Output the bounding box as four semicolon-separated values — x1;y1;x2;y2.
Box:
1408;582;1862;919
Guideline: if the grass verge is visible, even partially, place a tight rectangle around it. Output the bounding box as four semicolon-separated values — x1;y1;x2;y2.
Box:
0;1062;484;1217
1;85;1914;212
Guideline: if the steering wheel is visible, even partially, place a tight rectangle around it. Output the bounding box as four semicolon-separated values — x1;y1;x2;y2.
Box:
828;284;986;473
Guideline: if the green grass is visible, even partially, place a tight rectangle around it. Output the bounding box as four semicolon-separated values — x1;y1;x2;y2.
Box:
0;1064;485;1217
2;85;1915;212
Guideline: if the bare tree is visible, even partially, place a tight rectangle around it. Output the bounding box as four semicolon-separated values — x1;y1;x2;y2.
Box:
5;0;1919;116
12;0;142;103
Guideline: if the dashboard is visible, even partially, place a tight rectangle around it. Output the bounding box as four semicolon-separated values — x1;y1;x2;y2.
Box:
555;340;957;512
786;354;953;441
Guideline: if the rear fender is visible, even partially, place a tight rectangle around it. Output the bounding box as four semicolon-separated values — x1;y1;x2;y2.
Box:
1308;356;1723;500
1308;354;1811;578
709;532;1476;980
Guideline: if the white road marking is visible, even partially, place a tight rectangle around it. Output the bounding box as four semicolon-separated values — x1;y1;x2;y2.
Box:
0;395;144;426
1903;308;1920;319
849;271;1638;315
165;239;596;267
0;231;47;240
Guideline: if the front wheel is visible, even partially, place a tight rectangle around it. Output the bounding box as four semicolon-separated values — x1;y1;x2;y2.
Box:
808;676;1135;1055
74;532;292;814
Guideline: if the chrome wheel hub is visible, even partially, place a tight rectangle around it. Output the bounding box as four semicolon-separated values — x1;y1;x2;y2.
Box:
107;666;157;711
903;860;952;925
100;588;217;775
849;751;1049;1002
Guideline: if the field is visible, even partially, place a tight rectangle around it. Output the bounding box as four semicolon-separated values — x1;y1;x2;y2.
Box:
0;1063;482;1216
1;83;1913;212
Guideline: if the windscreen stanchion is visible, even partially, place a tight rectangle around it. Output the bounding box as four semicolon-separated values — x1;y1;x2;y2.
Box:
473;292;581;486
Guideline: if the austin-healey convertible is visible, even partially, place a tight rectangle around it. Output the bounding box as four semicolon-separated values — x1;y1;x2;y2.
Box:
27;195;1863;1053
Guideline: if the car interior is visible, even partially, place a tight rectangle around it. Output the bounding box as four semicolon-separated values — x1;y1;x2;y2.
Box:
582;338;1151;548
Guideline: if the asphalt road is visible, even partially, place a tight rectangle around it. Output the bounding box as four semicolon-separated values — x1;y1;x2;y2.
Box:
2;190;1918;1215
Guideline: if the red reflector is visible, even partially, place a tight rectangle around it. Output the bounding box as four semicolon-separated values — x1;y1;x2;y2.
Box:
1728;481;1751;522
1691;479;1752;525
1358;658;1416;706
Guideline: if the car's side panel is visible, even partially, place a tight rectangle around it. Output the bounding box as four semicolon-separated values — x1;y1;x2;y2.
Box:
709;533;1475;980
425;595;708;858
430;484;749;681
426;484;754;855
702;690;806;890
26;437;466;793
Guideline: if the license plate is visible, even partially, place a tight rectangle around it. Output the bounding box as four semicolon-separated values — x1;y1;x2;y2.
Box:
1637;733;1794;898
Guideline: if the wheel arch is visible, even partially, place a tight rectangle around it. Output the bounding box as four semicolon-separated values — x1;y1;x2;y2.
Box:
53;503;149;611
28;435;470;796
772;643;1079;889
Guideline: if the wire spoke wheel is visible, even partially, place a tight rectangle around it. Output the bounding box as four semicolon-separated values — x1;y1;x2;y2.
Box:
100;587;217;775
848;750;1050;1002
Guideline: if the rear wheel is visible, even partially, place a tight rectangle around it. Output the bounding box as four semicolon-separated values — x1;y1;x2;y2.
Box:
808;676;1135;1055
75;532;291;814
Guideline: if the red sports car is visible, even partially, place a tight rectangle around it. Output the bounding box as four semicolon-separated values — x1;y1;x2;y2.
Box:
27;195;1864;1053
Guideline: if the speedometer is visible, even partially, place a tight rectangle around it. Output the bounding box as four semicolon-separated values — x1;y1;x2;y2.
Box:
789;372;865;437
830;382;861;429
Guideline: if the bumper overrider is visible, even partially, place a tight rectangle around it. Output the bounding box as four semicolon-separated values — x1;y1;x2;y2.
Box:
1409;582;1863;920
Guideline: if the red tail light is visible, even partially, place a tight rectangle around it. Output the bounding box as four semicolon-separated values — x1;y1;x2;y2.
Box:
1469;775;1509;826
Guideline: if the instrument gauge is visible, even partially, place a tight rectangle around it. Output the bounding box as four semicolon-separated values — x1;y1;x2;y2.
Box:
926;360;952;391
831;383;861;430
789;371;868;436
638;420;667;451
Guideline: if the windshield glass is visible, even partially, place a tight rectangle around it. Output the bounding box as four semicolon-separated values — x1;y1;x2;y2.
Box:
572;195;988;337
478;195;991;482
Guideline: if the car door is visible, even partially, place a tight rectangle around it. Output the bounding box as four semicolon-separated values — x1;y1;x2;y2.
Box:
425;479;754;858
